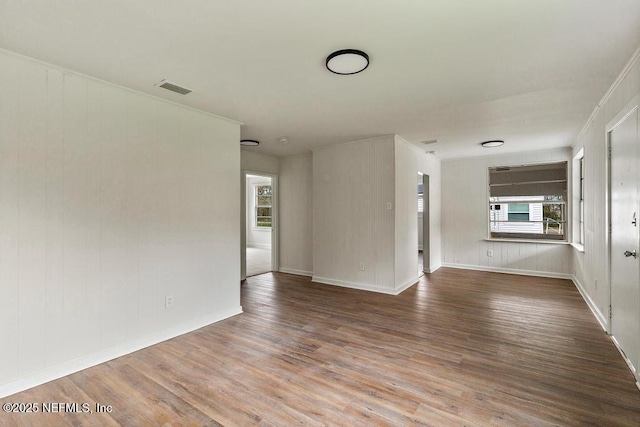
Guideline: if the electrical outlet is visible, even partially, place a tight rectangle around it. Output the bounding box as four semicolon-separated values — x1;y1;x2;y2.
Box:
386;202;392;210
594;279;598;289
359;262;365;271
487;250;494;257
165;295;174;308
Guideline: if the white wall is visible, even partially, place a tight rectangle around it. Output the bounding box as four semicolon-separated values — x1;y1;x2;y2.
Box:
279;154;313;276
312;136;396;293
394;136;442;290
241;149;279;175
245;176;272;249
441;148;572;277
572;47;640;327
0;50;241;397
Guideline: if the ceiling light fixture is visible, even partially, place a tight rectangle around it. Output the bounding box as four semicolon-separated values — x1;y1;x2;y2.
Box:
240;139;259;146
326;49;370;75
279;136;289;144
481;140;504;148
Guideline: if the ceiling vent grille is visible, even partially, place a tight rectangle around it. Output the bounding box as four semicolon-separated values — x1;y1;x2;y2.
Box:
420;139;438;145
154;79;192;95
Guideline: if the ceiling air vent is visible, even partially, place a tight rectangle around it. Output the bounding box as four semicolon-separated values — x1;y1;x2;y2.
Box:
420;139;438;145
154;79;192;95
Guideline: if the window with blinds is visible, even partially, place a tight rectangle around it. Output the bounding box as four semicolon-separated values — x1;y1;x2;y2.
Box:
488;161;567;240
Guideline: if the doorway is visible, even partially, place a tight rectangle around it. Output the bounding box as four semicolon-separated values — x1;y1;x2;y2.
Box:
608;95;640;380
418;173;430;275
243;172;277;277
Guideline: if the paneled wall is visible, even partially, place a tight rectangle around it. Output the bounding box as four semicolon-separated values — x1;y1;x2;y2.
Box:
441;148;572;277
279;154;313;276
0;50;241;397
312;136;396;293
572;48;640;326
394;136;442;290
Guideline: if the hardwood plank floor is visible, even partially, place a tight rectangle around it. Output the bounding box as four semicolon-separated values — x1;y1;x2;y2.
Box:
2;268;640;426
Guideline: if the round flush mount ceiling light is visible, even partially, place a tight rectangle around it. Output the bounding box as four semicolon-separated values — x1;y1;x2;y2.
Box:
326;49;370;75
240;139;259;146
481;140;504;148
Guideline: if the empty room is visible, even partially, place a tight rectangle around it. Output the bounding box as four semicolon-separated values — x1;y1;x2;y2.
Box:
2;1;640;425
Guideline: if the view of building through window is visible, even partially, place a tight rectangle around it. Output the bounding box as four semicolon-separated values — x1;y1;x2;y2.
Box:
488;162;567;240
490;196;565;237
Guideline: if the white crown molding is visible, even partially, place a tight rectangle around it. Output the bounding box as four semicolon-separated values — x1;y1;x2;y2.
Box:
573;43;640;146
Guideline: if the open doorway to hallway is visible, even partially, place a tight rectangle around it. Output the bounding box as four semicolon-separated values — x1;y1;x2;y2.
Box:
246;174;273;276
418;173;430;276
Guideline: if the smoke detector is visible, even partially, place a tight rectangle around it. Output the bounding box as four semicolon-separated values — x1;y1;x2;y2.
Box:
154;79;192;95
279;136;289;144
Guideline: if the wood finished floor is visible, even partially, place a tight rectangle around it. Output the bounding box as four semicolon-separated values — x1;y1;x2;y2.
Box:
2;268;640;426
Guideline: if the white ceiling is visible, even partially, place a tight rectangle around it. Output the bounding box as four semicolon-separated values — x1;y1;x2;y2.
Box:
1;0;639;159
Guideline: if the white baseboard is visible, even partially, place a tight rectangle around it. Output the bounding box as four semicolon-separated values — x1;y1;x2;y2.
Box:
312;276;419;296
425;264;441;273
611;334;638;378
247;243;271;250
0;306;243;399
396;277;419;294
441;263;572;280
312;276;399;295
571;275;608;331
279;267;313;277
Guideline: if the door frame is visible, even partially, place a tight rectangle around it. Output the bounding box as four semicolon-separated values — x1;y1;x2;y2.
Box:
606;93;640;376
241;170;279;280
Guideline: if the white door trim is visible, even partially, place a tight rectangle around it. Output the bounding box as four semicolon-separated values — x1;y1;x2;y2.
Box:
242;170;279;280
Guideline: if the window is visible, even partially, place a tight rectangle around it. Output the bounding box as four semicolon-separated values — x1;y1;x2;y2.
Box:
572;148;585;248
507;203;529;221
579;156;584;244
488;162;567;240
418;183;424;213
255;185;272;228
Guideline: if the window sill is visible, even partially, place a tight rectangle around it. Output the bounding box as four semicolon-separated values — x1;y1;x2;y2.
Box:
251;227;272;232
484;238;569;245
570;243;585;253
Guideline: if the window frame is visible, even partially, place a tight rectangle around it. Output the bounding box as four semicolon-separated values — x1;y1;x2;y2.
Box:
572;148;585;251
487;161;568;242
